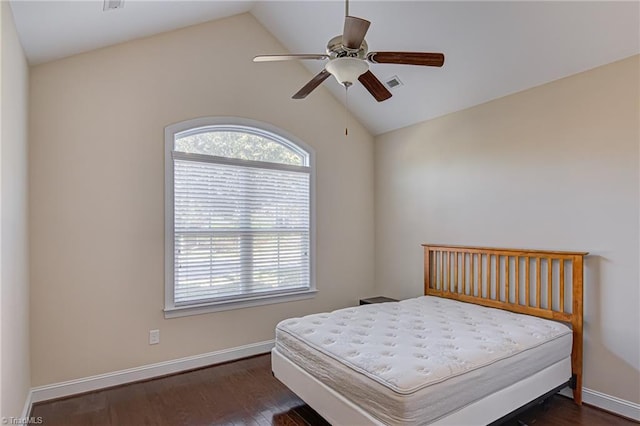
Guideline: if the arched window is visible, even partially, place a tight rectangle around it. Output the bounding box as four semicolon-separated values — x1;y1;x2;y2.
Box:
165;118;315;317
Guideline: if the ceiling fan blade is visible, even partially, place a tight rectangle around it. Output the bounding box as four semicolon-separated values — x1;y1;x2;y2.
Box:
358;70;392;102
343;16;370;50
292;70;332;99
367;52;445;67
253;54;329;62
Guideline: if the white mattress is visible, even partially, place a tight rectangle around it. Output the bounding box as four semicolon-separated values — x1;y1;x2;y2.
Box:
275;296;572;425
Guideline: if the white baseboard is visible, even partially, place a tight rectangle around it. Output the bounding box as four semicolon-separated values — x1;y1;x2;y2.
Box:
559;387;640;421
28;339;275;408
20;389;33;419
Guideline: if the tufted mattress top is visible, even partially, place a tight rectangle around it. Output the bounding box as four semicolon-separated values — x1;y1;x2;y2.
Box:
275;296;572;425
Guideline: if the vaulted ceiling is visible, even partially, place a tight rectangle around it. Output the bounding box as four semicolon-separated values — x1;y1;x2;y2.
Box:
10;1;640;135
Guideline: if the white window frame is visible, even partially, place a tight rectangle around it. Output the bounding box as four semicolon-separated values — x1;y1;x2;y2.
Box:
164;117;316;318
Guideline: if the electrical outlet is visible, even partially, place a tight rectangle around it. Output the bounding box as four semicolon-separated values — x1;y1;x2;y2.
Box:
149;329;160;345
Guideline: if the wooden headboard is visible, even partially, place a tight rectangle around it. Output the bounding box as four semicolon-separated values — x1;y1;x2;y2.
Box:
422;244;588;405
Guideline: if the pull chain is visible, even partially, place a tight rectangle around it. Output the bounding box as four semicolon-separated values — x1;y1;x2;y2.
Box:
344;84;349;136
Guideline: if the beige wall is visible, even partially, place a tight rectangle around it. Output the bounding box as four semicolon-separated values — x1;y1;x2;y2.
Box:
375;55;640;403
1;2;30;417
29;13;375;386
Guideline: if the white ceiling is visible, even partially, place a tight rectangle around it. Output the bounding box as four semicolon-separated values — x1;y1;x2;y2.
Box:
10;0;640;135
10;1;255;64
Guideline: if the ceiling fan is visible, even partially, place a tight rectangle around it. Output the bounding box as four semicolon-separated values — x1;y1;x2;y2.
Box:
253;1;445;102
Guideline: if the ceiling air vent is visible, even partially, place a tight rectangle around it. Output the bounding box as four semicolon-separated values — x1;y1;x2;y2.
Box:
384;75;403;90
103;0;124;11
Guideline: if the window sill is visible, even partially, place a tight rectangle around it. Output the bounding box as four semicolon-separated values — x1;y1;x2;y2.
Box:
164;289;318;318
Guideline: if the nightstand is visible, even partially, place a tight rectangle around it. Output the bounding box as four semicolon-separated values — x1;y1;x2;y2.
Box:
359;296;399;305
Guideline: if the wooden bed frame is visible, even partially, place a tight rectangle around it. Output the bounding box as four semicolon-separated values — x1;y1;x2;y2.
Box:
423;244;588;405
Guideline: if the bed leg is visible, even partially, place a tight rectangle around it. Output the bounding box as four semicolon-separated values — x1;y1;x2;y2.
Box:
544;395;555;410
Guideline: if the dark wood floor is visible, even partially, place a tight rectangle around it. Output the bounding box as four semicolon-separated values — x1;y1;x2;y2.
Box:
31;354;635;426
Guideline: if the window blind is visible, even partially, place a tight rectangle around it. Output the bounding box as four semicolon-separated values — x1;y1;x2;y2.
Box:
173;155;311;306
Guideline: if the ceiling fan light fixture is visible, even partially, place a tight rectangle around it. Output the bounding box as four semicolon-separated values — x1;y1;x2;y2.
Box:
325;57;369;86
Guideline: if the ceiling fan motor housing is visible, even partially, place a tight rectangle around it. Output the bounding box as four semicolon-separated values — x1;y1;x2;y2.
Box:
327;35;368;59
